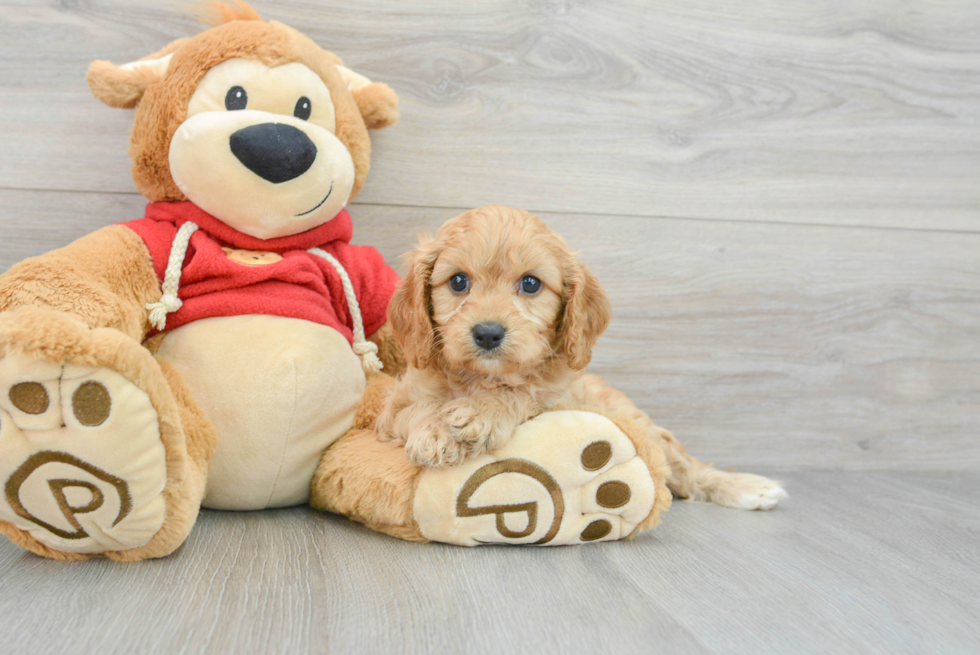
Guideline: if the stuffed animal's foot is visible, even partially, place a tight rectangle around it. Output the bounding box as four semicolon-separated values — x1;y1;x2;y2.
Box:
0;307;204;560
412;410;669;546
0;353;168;555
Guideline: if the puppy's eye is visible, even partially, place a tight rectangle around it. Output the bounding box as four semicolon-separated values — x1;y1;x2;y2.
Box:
520;275;542;295
294;96;312;120
449;273;470;294
225;86;248;111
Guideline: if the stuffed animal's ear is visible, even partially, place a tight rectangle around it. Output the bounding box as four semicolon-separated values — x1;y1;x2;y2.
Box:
556;260;612;370
337;65;400;129
388;237;439;369
87;45;181;108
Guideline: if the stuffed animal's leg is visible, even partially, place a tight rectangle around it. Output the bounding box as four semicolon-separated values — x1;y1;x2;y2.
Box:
309;374;427;541
572;375;787;510
311;375;670;546
0;306;215;560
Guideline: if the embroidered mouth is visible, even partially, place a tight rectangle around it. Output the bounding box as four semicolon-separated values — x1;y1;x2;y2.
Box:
295;181;333;217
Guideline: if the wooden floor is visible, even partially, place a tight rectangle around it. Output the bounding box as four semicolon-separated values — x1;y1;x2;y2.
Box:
1;1;978;653
3;472;979;654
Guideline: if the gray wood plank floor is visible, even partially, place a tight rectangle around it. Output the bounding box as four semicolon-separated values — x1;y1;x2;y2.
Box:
1;1;978;654
2;472;978;655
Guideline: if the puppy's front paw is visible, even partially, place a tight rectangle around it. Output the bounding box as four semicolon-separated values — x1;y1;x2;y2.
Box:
440;399;495;454
405;423;467;468
375;427;403;446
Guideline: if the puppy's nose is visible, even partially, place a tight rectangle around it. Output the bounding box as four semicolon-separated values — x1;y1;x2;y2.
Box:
229;123;317;183
472;323;506;351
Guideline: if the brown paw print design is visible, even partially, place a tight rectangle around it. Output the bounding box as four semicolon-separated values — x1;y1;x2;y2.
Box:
456;437;642;544
0;356;169;553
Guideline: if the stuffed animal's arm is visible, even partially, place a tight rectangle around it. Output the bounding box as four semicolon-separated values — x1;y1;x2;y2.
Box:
0;225;161;340
367;320;406;377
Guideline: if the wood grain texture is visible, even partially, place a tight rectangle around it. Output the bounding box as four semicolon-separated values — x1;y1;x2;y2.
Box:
1;1;979;230
1;472;978;655
1;190;977;471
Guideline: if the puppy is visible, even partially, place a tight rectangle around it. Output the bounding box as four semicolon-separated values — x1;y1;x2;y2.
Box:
378;205;786;510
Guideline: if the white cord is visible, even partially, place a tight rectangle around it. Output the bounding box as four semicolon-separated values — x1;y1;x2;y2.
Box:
146;221;199;331
308;247;384;373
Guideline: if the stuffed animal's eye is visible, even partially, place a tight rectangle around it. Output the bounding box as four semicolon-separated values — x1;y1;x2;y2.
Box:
520;275;542;295
225;86;248;110
294;96;312;120
449;273;469;294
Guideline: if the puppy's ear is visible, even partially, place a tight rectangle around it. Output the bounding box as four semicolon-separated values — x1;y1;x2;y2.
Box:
337;65;400;129
87;40;186;108
388;238;439;368
557;260;611;370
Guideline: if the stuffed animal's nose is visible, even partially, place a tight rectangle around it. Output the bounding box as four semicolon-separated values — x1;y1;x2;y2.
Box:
229;123;317;183
472;323;506;351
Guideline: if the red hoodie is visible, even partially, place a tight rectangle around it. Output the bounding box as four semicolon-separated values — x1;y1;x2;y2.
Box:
124;202;400;342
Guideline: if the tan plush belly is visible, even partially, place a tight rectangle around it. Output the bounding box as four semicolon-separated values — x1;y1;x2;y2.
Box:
155;316;366;510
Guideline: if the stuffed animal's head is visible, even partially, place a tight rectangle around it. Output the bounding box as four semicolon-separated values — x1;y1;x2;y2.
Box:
86;2;398;240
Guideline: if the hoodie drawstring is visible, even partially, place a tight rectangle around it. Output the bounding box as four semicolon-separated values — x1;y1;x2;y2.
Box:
146;221;198;331
308;247;383;373
144;223;383;373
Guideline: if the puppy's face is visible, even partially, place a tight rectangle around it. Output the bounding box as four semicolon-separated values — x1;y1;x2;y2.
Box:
389;206;611;374
429;221;564;374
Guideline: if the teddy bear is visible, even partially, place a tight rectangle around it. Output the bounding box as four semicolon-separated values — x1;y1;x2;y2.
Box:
0;3;669;560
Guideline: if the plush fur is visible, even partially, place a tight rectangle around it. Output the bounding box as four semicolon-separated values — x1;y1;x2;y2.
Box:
377;205;787;510
0;225;160;337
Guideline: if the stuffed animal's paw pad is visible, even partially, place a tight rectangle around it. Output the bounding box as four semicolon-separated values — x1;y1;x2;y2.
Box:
0;354;167;554
413;410;661;546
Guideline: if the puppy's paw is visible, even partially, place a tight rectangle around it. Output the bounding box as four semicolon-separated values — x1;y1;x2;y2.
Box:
375;427;402;445
736;476;787;510
405;423;468;468
711;472;787;510
440;399;495;453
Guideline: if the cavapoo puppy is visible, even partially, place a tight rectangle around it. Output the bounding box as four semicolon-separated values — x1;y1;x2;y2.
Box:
377;205;786;510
